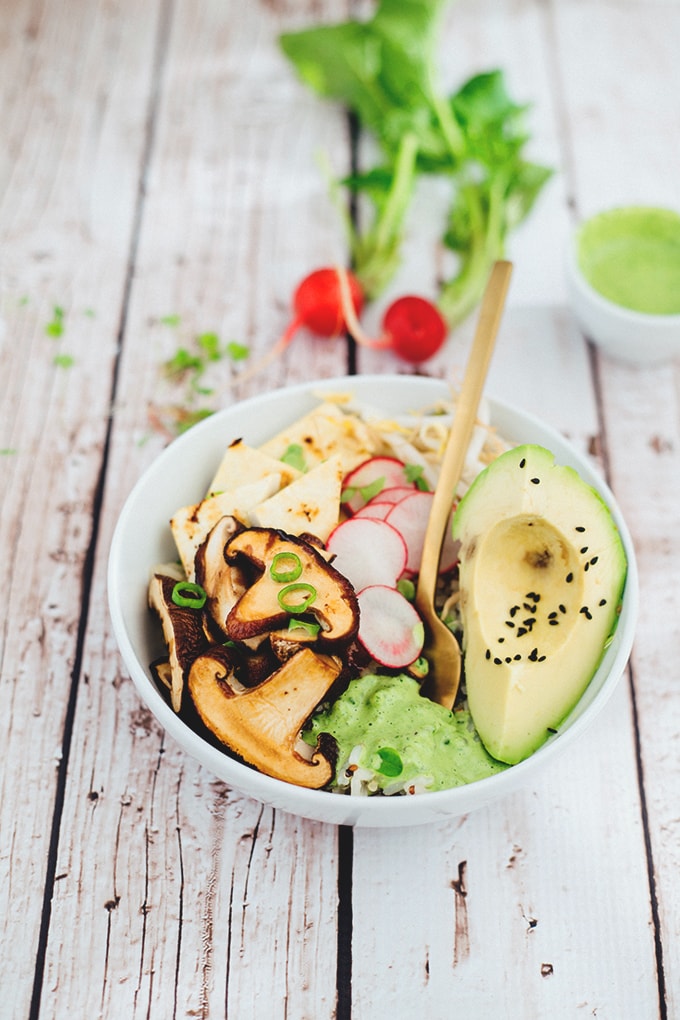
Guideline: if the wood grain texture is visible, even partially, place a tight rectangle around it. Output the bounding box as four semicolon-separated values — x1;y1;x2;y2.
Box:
36;2;347;1018
0;2;163;1017
1;0;679;1017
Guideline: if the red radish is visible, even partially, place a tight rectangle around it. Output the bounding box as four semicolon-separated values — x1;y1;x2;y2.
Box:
285;267;364;342
356;585;425;667
386;491;458;575
237;266;366;381
337;266;448;364
383;296;448;363
365;485;419;505
341;456;417;514
353;487;420;519
353;501;395;521
326;518;407;592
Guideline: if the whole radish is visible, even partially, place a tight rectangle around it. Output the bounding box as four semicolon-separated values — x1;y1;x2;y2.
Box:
237;266;365;381
285;267;364;343
382;295;447;363
336;266;448;364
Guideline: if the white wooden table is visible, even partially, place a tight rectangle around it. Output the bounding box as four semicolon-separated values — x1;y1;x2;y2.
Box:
2;2;679;1017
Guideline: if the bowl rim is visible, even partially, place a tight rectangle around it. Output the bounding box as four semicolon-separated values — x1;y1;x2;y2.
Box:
108;374;639;826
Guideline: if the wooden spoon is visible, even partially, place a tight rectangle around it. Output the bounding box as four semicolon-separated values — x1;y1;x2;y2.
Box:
416;260;513;709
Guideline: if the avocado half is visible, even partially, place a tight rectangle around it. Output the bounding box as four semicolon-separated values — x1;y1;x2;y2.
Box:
451;444;628;765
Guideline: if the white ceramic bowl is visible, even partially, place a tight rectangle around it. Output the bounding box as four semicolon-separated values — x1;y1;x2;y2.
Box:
566;208;680;366
108;375;638;828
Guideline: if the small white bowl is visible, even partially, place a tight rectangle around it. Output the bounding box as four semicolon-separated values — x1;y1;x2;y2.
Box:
566;206;680;366
108;375;638;828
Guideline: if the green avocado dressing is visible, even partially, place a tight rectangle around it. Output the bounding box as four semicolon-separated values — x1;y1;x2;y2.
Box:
577;206;680;315
304;673;507;793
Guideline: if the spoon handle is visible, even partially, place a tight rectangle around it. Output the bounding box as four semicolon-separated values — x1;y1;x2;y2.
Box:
417;260;513;600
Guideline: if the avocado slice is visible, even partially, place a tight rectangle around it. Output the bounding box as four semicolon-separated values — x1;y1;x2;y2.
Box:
451;444;627;764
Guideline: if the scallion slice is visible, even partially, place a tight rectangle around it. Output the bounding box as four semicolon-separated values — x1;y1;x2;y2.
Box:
171;581;207;609
270;551;303;583
277;582;317;613
287;617;321;638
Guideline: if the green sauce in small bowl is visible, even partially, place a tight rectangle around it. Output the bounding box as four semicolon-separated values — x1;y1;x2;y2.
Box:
576;206;680;315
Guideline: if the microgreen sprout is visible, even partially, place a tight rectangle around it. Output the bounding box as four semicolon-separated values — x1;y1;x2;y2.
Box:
45;306;65;337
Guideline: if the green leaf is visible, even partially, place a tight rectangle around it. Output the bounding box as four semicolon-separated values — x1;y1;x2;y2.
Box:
196;332;221;360
53;353;75;368
375;747;403;777
280;5;551;320
281;443;307;473
226;340;250;361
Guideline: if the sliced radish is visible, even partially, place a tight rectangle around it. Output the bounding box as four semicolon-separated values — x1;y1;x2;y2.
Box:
357;585;425;668
326;517;408;592
341;457;416;515
366;485;418;506
353;501;394;521
386;491;458;575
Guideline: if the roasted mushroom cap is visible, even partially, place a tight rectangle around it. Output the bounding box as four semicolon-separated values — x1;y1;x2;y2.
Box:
194;515;247;639
148;573;208;711
224;528;359;645
188;646;341;788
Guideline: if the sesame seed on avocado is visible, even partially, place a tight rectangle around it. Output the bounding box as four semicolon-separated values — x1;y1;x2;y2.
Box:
451;444;627;765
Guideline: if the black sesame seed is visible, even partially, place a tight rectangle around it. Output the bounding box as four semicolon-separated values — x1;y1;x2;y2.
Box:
530;477;540;484
498;637;505;643
580;546;589;554
528;648;538;662
516;627;527;637
505;657;512;663
509;605;520;617
485;649;491;660
566;573;573;583
590;556;599;565
494;657;502;665
514;654;521;661
575;526;586;532
549;619;559;626
548;611;558;619
584;562;590;572
519;458;526;468
559;604;566;614
599;598;607;606
505;620;515;628
579;606;593;620
538;655;546;662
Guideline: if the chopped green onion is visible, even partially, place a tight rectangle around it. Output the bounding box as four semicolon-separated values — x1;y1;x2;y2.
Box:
270;551;303;583
287;618;321;638
171;581;207;609
410;656;429;678
397;577;415;601
375;748;403;777
277;582;317;613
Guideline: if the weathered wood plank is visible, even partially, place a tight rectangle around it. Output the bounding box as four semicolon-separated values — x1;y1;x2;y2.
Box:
0;2;164;1016
555;0;680;1012
40;3;350;1017
349;0;661;1014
